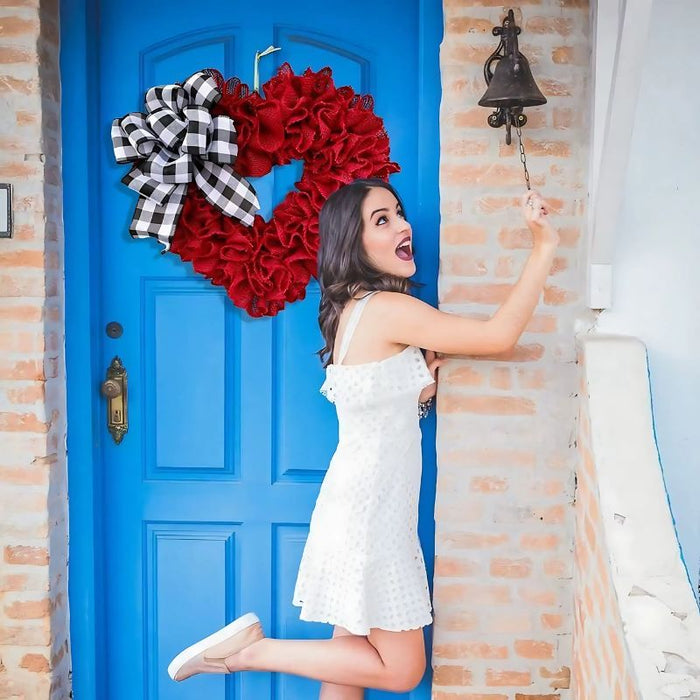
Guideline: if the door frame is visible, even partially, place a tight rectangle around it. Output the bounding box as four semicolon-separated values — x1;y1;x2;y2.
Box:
61;1;443;697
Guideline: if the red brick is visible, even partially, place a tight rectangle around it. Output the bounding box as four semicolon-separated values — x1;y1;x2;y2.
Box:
514;639;555;659
0;75;37;94
434;642;509;660
443;138;490;157
20;653;50;673
0;303;43;322
433;664;473;685
471;476;508;493
486;669;532;686
0;411;49;432
0;330;44;352
439;532;510;549
16;109;39;125
0;16;38;36
0;465;48;485
0;358;44;380
0;573;28;592
491;558;533;578
445;365;486;387
441;163;545;187
500;138;570;158
538;666;571;689
443;223;487;245
435;555;479;577
520;534;560;550
446;16;495;34
440;610;479;632
443;253;488;276
538;78;573;97
437;582;511;605
444;0;541;5
442;44;494;65
441;395;536;416
526;17;574;36
489;367;512;389
4;545;48;565
442;447;536;469
0;249;44;267
490;612;532;634
553;107;577;129
0;623;50;645
5;597;50;619
543;285;577;305
0;45;36;63
0;272;46;295
518;587;558;607
541;613;563;630
434;694;507;700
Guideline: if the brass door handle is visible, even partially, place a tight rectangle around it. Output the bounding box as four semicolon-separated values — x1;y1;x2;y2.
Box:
102;356;128;444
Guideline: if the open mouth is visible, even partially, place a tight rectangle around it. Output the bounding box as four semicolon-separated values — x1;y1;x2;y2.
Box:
395;236;413;261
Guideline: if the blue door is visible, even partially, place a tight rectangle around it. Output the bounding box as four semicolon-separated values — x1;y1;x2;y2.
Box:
62;1;442;698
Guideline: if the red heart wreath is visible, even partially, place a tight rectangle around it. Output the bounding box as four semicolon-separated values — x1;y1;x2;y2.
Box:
169;62;400;317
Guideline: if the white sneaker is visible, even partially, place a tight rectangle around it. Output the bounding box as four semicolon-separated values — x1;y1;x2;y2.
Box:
167;611;264;682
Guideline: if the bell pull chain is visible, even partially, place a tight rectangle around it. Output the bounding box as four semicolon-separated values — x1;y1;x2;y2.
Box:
516;123;531;191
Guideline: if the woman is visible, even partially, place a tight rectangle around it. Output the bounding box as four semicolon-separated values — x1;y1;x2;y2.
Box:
168;178;558;695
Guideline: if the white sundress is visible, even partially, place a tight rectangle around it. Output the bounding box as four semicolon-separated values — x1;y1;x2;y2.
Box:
292;290;435;636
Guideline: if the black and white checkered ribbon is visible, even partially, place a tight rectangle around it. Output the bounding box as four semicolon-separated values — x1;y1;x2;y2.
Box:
111;70;260;253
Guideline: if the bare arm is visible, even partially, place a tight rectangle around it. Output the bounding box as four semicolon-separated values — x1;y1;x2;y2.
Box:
488;240;557;349
378;191;559;356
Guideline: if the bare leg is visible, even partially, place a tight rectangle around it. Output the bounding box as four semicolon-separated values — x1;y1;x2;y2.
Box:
228;626;426;693
319;626;365;700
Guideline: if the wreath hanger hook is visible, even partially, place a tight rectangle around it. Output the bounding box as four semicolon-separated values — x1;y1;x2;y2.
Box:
253;45;282;92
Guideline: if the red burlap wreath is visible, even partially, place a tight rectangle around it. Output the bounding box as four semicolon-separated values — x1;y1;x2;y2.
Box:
169;62;400;317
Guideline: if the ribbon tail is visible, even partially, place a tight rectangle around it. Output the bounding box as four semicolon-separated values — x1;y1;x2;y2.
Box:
128;184;188;252
194;161;259;226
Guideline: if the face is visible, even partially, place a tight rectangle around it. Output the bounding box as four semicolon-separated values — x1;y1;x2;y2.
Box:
360;187;414;277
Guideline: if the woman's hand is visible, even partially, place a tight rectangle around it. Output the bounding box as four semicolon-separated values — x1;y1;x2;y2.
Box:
522;190;559;248
419;349;444;402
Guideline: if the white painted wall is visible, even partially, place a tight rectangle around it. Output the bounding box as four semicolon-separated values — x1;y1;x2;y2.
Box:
594;0;700;592
581;336;700;699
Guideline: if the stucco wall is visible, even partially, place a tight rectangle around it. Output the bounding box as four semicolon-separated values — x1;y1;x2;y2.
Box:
574;335;700;699
592;0;700;589
0;0;70;698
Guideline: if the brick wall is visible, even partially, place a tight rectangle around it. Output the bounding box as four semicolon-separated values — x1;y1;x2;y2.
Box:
572;345;639;699
432;1;589;697
0;0;69;698
0;0;592;697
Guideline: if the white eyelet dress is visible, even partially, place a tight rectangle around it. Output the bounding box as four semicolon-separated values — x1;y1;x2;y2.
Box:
292;290;436;635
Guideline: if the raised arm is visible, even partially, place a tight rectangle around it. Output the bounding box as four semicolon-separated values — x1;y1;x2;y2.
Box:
377;190;559;356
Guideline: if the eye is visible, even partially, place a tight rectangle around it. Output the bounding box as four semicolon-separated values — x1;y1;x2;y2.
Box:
375;210;407;225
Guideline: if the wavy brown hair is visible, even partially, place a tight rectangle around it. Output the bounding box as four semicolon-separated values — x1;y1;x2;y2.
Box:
316;178;422;369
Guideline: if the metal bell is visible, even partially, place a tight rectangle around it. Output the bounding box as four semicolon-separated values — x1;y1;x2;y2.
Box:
478;9;547;145
478;52;547;109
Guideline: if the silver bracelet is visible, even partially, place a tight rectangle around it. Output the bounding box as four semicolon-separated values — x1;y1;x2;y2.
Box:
418;397;434;419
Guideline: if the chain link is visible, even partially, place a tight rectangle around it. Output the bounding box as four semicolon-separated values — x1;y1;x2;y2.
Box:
516;123;531;191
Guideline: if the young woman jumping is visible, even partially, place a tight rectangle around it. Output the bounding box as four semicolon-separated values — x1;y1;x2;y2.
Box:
167;177;558;696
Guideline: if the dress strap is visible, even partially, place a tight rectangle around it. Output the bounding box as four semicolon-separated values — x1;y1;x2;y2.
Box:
337;291;379;365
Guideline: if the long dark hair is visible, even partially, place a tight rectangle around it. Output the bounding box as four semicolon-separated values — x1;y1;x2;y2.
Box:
316;178;422;369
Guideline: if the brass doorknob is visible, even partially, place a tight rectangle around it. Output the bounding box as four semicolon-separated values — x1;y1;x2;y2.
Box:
102;356;128;444
101;379;122;399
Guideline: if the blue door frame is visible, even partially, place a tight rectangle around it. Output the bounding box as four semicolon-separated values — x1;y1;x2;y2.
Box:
61;1;443;697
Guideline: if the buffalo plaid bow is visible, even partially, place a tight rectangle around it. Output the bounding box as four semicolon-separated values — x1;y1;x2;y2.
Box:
111;70;259;253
